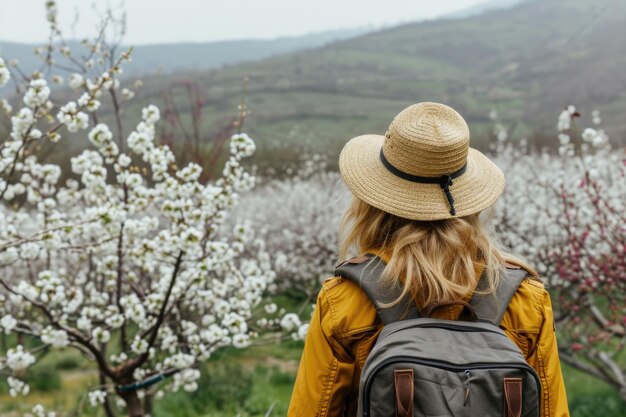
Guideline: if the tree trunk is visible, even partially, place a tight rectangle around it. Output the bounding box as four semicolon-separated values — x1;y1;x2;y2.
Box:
120;391;144;417
144;392;154;417
100;371;117;417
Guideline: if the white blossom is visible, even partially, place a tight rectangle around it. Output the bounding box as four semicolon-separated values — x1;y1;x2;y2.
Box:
591;109;601;125
32;404;45;417
23;79;51;108
172;368;201;393
117;153;132;167
280;313;301;332
68;73;84;90
92;327;111;343
78;92;101;111
557;110;571;131
88;123;119;159
88;390;107;407
57;101;89;132
7;376;30;397
30;128;43;139
581;128;608;148
122;88;135;100
0;57;10;87
230;133;256;158
232;333;250;348
19;242;40;260
10;107;34;140
131;336;149;354
1;98;13;114
1;315;17;334
41;327;70;348
45;0;58;23
142;104;160;124
297;323;309;341
5;345;36;370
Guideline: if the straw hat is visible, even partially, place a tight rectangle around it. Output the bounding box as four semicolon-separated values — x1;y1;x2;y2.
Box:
339;102;504;221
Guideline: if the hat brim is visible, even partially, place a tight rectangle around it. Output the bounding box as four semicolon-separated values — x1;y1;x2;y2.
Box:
339;134;505;221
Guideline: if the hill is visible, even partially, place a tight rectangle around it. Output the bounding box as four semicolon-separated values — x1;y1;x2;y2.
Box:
2;0;624;172
1;1;524;78
0;28;369;77
446;0;527;19
123;0;624;168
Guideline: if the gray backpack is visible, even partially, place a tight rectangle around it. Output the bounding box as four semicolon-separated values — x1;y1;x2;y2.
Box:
335;255;541;417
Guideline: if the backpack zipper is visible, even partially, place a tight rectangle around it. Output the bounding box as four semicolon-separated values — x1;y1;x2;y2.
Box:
362;356;541;417
379;322;508;342
463;370;471;406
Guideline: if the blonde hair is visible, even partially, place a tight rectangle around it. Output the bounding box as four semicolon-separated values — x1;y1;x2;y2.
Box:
338;196;537;309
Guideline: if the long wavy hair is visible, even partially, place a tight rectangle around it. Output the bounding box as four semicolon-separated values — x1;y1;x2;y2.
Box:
338;196;537;309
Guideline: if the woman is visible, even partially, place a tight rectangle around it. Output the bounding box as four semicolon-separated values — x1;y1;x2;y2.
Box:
288;103;569;417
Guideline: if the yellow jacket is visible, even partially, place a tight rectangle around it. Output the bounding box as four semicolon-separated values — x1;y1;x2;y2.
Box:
288;255;569;417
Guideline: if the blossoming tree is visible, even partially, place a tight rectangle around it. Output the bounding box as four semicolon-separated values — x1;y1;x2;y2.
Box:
234;156;343;296
0;2;304;416
493;107;625;399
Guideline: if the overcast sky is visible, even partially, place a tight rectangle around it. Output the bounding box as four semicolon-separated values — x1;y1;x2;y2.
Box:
0;0;488;45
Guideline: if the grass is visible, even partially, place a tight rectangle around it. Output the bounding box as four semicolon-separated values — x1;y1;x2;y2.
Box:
562;365;625;417
155;341;303;417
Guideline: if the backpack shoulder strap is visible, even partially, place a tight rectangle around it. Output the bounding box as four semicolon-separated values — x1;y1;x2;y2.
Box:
334;255;420;325
335;255;529;326
469;266;530;326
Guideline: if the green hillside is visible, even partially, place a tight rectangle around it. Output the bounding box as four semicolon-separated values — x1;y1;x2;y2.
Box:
3;0;625;172
127;0;625;169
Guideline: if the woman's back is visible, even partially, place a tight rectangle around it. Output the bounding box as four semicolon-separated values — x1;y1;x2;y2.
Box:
288;256;569;417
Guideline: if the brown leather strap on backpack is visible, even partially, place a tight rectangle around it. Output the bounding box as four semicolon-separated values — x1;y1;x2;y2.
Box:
394;369;414;417
504;378;523;417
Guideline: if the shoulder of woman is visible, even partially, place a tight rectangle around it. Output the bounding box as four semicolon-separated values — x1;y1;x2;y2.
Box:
319;276;380;339
503;257;541;279
501;272;549;333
